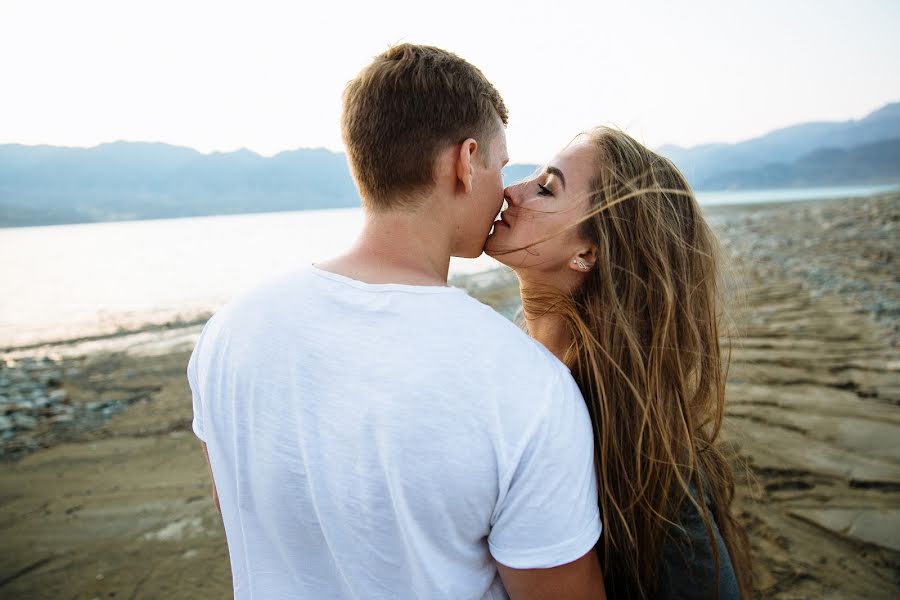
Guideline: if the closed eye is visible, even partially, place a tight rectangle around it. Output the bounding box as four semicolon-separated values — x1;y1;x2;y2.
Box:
537;183;553;196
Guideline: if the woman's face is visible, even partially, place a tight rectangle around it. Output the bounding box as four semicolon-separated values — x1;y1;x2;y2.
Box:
485;141;597;283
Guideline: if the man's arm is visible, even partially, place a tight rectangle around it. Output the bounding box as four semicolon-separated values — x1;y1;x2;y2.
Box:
497;549;605;600
200;442;221;514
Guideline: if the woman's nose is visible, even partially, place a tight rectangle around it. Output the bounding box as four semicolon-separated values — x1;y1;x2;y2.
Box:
503;181;523;205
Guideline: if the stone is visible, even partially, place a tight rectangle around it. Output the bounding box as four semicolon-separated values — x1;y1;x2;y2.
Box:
17;383;37;394
42;371;63;386
0;415;13;431
789;508;900;554
12;414;38;430
8;400;34;412
48;389;68;403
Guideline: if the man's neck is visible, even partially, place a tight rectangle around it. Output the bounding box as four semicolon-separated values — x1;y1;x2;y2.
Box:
318;206;454;286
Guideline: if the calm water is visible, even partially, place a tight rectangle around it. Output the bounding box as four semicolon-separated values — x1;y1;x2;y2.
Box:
2;184;897;347
696;184;899;205
0;208;501;346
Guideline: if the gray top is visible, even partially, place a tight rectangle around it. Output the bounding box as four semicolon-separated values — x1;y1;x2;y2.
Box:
656;493;741;600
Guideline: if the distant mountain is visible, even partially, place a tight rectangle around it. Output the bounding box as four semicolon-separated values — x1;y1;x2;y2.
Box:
699;137;900;190
0;141;543;227
658;102;900;188
3;103;900;227
0;142;360;227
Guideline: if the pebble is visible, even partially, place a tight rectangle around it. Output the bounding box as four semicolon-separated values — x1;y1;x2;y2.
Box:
1;356;86;448
8;400;34;412
101;405;121;417
12;414;38;430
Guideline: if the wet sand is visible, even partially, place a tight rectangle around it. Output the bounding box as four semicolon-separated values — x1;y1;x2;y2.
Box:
1;193;898;598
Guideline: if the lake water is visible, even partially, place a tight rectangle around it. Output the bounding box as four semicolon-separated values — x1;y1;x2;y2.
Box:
2;184;897;347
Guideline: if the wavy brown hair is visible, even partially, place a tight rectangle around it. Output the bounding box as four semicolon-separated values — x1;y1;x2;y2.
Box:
520;128;751;598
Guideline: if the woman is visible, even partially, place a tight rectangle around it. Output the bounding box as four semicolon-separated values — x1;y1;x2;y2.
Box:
485;127;752;599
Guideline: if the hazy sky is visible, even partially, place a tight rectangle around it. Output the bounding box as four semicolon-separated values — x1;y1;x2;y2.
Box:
2;0;899;163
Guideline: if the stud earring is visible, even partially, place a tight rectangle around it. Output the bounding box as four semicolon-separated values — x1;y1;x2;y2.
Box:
573;258;588;270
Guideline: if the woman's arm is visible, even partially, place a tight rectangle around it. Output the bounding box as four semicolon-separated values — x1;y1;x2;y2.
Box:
200;442;221;514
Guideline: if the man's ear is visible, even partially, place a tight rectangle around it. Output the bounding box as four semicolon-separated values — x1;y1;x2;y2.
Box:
456;138;477;194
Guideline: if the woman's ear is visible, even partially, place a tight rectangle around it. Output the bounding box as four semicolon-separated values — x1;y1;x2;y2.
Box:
569;246;597;273
456;138;477;194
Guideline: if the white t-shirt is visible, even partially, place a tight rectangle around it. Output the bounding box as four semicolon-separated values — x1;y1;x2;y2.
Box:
188;266;601;600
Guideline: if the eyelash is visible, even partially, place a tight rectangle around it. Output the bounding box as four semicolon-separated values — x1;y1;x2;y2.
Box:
537;183;552;196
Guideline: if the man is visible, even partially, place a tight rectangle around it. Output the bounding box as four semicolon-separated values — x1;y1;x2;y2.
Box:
189;44;604;599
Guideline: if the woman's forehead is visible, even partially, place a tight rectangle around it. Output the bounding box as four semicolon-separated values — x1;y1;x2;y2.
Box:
551;142;596;188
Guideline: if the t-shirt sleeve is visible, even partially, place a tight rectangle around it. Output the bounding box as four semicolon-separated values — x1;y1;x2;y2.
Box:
488;369;602;569
187;328;207;442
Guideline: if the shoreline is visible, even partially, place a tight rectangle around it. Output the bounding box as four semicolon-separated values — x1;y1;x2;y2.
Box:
4;190;897;355
2;183;898;231
0;314;212;358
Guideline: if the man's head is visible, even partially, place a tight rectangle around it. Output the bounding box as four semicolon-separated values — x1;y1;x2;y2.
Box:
341;44;509;233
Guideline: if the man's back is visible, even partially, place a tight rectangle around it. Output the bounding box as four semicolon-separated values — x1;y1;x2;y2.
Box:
189;266;601;599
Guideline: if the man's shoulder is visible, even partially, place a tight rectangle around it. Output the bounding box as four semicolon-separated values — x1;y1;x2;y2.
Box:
450;294;573;383
218;266;318;314
449;293;553;346
206;267;567;375
197;268;316;339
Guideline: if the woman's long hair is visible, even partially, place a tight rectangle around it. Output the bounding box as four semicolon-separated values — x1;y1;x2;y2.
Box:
520;128;751;598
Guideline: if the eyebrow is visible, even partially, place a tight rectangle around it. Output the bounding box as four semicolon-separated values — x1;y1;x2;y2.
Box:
545;166;566;190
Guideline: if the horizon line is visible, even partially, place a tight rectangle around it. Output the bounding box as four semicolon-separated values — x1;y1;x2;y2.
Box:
1;98;897;159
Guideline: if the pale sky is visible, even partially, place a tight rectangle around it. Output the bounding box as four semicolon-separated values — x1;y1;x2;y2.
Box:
2;0;899;163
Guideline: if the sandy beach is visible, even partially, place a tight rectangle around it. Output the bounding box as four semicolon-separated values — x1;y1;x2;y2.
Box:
1;193;898;598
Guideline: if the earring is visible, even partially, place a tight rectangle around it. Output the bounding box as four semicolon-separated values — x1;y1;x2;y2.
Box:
573;258;588;270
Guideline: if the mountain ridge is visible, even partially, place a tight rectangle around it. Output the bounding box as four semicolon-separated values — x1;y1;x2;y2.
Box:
2;102;899;227
657;102;900;187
